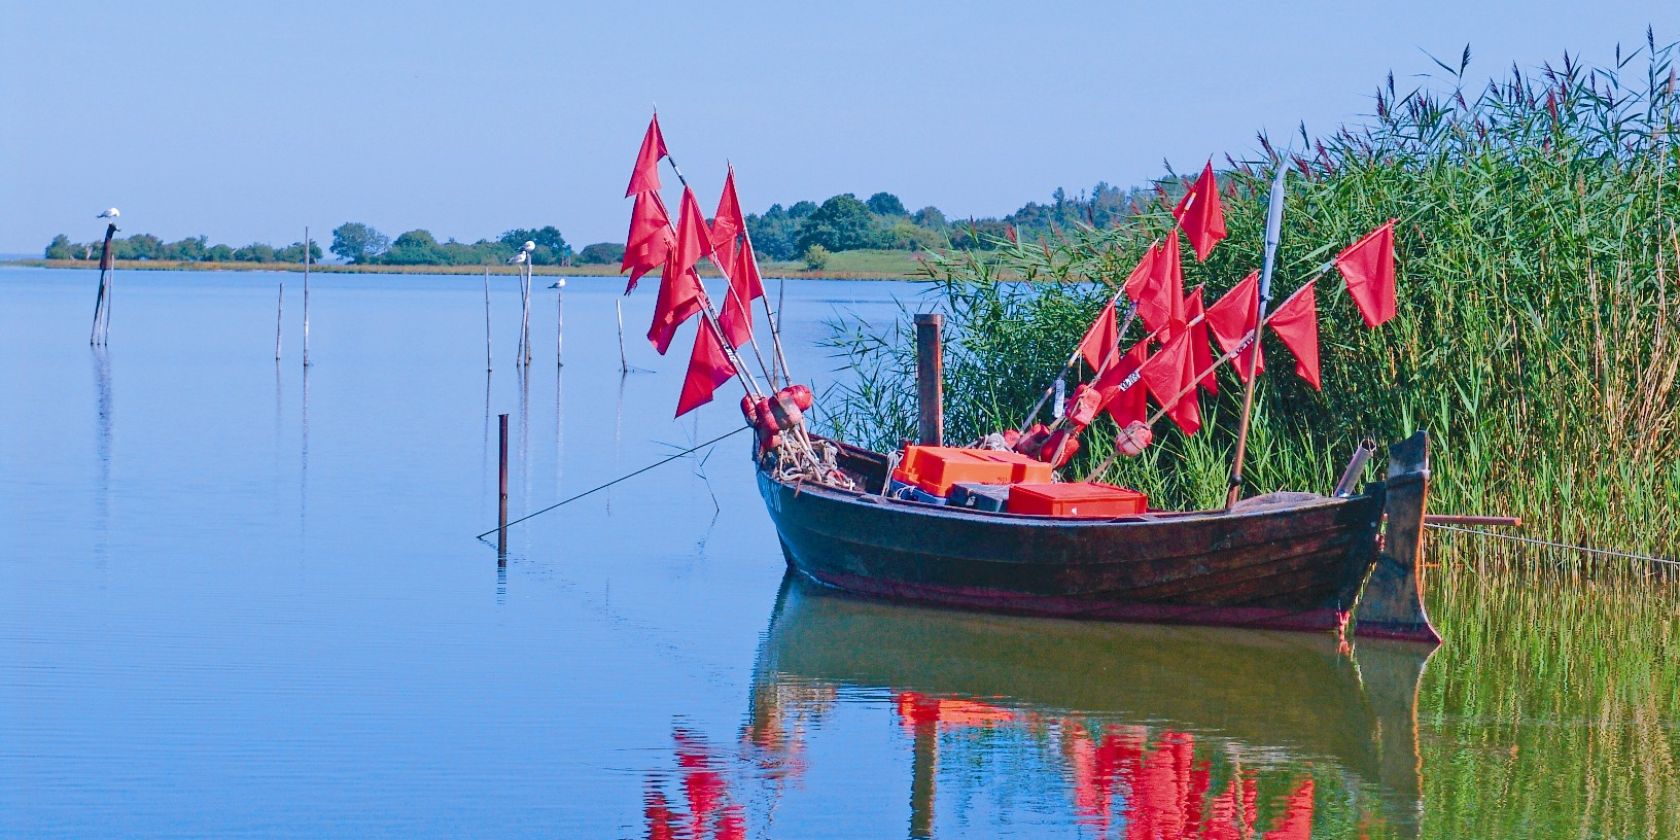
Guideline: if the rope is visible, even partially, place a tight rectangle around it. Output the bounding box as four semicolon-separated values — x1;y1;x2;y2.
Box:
1426;522;1678;567
476;425;750;539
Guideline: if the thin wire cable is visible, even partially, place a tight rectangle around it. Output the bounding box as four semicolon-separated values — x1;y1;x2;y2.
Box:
476;425;750;540
1426;522;1678;567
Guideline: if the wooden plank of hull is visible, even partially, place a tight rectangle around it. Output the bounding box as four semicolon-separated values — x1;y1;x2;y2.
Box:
757;469;1384;634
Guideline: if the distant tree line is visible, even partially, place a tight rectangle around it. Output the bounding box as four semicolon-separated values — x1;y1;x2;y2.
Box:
44;182;1159;269
45;233;322;264
329;223;573;266
737;184;1155;262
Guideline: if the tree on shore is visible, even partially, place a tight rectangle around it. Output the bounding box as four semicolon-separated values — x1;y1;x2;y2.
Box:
576;242;625;265
331;222;390;264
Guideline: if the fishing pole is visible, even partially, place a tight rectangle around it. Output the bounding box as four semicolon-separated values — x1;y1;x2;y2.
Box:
475;425;750;540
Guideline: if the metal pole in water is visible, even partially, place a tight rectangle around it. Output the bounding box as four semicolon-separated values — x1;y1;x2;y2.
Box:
302;226;312;368
483;267;493;371
274;280;284;360
498;413;509;561
915;313;944;446
555;278;565;368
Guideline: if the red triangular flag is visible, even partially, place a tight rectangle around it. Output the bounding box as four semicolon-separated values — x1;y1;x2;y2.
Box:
1183;286;1217;394
1173;162;1228;262
1335;220;1398;328
710;166;746;272
1093;341;1149;427
1122;245;1157;306
1077;298;1119;369
647;187;712;354
1205;271;1265;382
718;234;765;349
675;322;737;417
625;114;668;197
1137;328;1201;435
1130;235;1184;334
1268;280;1322;390
621;190;673;293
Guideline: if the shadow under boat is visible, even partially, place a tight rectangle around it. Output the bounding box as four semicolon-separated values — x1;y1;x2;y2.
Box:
746;573;1435;837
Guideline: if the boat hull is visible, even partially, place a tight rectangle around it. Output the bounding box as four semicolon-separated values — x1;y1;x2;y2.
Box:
756;468;1386;636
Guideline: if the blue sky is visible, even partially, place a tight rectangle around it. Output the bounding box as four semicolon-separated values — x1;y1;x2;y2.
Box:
3;1;1676;255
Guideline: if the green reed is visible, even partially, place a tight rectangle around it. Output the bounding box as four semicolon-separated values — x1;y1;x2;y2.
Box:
823;37;1680;559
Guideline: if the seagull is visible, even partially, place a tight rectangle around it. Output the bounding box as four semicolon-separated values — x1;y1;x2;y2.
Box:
522;240;536;253
508;251;527;265
97;208;120;220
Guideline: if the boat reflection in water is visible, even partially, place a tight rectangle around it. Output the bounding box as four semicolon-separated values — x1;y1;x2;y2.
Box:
645;574;1434;839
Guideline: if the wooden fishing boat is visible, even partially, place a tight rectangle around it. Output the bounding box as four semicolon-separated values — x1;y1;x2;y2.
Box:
755;431;1438;643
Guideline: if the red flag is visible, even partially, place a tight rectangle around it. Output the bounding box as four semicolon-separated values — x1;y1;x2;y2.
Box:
621;190;673;293
710;166;747;271
1122;246;1157;305
624;113;668;197
647;187;712;354
1093;341;1149;427
1077;298;1118;369
1123;238;1182;335
1173;161;1228;262
1335;219;1398;328
1137;329;1200;435
675;322;737;417
715;169;766;348
1183;286;1217;394
1205;271;1265;382
719;234;765;348
1268;280;1322;390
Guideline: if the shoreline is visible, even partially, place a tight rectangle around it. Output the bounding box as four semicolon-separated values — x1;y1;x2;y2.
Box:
5;258;928;282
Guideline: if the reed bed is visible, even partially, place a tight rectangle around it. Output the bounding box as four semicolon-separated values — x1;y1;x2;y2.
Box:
824;37;1680;560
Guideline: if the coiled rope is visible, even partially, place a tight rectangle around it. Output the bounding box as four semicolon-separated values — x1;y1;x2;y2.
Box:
1426;522;1677;568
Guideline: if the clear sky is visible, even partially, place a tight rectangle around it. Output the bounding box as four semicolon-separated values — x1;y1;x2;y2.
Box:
3;1;1676;256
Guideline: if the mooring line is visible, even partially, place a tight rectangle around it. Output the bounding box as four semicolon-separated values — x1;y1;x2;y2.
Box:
1426;522;1678;567
475;425;750;540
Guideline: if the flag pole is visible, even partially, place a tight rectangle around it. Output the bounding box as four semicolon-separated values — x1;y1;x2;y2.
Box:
1223;164;1289;508
656;152;829;463
657;153;768;400
1019;186;1202;433
1081;273;1320;483
726;163;794;389
1020;288;1137;432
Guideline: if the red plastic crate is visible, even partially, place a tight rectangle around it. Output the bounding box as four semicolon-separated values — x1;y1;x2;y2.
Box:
1006;482;1149;518
891;446;1052;497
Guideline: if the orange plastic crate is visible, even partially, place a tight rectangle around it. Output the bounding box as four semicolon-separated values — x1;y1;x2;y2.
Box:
891;446;1051;497
1006;482;1149;518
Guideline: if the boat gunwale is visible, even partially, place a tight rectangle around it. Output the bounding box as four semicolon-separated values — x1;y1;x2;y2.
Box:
760;456;1376;530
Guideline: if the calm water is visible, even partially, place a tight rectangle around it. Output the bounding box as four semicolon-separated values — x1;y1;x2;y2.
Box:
1;267;1672;838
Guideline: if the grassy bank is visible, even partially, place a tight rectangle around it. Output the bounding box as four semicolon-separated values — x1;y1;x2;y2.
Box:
825;42;1680;560
10;247;930;281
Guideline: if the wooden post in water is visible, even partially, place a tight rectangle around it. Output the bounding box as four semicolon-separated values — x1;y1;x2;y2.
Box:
274;281;284;360
302;226;312;368
89;220;118;346
915;313;943;446
497;413;510;561
555;278;565;368
615;298;628;374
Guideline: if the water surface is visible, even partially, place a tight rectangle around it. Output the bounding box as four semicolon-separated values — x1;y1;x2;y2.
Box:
1;266;1673;838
